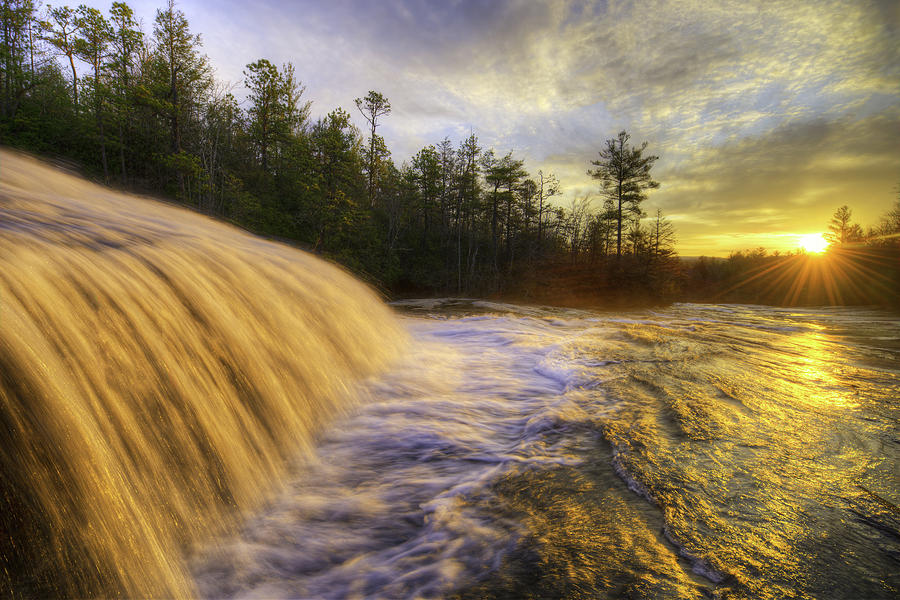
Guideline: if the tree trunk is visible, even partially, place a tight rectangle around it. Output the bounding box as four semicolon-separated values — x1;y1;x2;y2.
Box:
118;121;127;183
98;116;109;182
68;52;78;110
616;181;622;258
368;121;376;206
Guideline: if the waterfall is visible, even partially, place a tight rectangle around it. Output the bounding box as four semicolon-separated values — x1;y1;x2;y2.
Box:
0;150;404;598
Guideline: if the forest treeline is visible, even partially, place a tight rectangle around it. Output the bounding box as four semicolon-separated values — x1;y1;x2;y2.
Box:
0;0;678;302
2;0;897;307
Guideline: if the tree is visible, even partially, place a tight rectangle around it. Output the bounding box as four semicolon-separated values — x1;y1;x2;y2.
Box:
354;90;390;206
872;196;900;244
649;208;676;259
588;130;659;258
197;86;242;214
244;59;310;174
244;58;281;171
598;198;617;256
826;205;863;244
454;132;481;291
1;0;40;119
567;195;592;260
519;178;537;237
41;4;79;109
411;144;441;241
536;169;560;247
437;136;454;238
107;1;141;181
75;4;111;180
152;0;208;154
482;149;526;270
309;107;365;251
625;219;648;257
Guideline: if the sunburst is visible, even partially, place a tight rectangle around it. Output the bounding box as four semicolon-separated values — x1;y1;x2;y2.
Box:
799;233;829;254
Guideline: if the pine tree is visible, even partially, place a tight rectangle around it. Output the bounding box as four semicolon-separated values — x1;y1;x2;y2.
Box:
649;208;676;259
41;4;79;109
75;4;111;180
354;90;390;207
1;0;39;119
107;1;141;181
588;130;659;258
826;205;863;244
152;0;208;154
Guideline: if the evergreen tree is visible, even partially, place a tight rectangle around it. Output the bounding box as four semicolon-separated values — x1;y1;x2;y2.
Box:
482;150;526;272
41;4;79;109
1;0;38;119
826;205;863;244
245;58;289;172
588;130;659;258
411;144;441;241
649;208;676;259
152;0;208;155
354;89;390;207
74;4;111;180
536;169;560;249
309;107;365;252
107;1;141;181
455;132;481;291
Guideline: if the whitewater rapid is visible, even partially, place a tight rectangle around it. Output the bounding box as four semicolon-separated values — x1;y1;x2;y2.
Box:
193;300;900;599
194;303;607;598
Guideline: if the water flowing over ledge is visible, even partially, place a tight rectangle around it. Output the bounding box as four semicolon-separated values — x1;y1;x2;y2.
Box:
0;150;405;598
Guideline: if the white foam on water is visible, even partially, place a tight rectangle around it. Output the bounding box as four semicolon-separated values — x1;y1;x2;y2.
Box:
192;312;610;599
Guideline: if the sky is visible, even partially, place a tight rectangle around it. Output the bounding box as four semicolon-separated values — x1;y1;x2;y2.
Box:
86;0;899;256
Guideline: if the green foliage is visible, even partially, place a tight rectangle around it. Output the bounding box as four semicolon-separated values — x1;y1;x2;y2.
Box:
41;4;80;107
244;58;308;173
1;0;687;307
12;1;896;310
152;0;209;154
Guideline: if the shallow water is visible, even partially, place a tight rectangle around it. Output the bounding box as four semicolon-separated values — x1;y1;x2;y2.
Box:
194;300;900;599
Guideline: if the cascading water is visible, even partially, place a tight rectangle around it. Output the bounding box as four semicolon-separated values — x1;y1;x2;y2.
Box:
0;150;404;598
2;150;898;600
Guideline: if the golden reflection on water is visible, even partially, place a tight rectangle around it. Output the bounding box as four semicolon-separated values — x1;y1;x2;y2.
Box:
782;329;857;409
454;463;707;600
599;307;898;599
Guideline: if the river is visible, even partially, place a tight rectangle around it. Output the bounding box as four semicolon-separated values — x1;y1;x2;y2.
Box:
194;299;900;600
2;150;898;599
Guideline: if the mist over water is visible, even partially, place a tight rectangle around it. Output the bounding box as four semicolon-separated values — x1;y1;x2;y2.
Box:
2;151;898;599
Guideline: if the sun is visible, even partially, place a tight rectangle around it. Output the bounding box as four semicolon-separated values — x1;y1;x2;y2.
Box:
799;233;829;254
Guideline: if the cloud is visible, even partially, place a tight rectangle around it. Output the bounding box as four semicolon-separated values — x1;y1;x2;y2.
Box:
654;109;900;254
80;0;899;255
